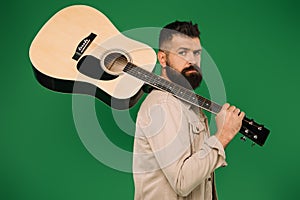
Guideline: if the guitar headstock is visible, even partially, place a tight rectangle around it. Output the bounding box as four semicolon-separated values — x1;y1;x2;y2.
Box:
240;117;270;146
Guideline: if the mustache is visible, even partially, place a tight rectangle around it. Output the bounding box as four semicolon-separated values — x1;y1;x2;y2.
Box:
181;65;201;75
165;65;202;90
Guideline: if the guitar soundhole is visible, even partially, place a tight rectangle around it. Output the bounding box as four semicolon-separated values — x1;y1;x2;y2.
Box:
102;51;129;75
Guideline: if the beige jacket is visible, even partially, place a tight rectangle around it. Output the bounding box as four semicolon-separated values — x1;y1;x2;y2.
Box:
133;90;227;200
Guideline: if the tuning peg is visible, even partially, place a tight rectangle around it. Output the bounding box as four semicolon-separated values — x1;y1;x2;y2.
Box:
240;136;247;142
249;119;254;125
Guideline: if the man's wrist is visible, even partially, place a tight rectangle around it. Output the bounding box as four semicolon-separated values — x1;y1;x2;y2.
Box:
215;132;230;148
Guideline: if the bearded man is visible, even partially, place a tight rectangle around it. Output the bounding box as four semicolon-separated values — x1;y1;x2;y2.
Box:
133;21;244;200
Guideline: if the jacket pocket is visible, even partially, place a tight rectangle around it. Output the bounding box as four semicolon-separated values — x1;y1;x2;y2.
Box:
188;121;205;153
189;121;205;135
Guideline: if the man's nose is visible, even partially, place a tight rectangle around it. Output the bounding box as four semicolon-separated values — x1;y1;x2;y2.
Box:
186;52;197;65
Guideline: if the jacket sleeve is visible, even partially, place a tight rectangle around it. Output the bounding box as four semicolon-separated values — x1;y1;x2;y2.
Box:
141;97;227;197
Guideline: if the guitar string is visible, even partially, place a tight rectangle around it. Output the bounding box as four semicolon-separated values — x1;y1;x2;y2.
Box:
100;54;222;113
122;62;222;114
91;48;261;116
78;45;217;114
94;54;256;117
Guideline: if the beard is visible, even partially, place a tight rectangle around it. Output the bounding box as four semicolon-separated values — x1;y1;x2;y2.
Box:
165;65;202;90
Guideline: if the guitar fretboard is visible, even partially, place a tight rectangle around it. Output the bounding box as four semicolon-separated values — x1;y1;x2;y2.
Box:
123;62;222;114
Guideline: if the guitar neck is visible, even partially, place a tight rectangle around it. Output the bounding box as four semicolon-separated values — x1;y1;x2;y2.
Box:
123;62;222;114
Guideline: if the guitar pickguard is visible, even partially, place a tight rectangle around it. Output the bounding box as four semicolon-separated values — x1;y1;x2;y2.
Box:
77;55;118;80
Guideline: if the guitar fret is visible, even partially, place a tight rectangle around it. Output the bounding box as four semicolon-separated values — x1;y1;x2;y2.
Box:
212;103;222;113
187;92;198;105
197;95;206;107
169;82;179;95
203;99;212;110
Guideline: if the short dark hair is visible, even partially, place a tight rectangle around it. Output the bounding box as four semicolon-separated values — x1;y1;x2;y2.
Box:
159;21;200;50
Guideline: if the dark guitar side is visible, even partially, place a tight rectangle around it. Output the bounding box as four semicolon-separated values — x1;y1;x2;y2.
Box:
31;64;144;110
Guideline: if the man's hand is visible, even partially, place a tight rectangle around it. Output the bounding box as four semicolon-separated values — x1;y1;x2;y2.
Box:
215;103;245;148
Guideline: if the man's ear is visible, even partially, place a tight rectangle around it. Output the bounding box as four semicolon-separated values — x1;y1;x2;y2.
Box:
157;51;167;67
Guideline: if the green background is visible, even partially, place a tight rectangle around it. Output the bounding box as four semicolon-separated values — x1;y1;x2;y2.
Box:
1;0;299;199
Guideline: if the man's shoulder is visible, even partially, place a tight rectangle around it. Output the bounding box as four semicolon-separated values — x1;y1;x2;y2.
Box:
136;90;185;128
142;89;179;106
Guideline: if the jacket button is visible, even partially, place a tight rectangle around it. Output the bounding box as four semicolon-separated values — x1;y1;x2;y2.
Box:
208;177;211;181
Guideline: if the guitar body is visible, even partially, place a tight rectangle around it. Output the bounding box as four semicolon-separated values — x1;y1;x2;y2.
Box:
29;5;157;109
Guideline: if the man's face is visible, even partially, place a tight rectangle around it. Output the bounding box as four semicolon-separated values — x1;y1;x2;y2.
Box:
165;34;202;72
161;34;202;89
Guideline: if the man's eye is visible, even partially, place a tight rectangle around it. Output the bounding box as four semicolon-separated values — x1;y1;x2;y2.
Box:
194;51;201;56
178;51;187;56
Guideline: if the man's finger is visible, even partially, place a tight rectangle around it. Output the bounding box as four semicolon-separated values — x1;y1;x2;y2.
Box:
234;108;240;114
238;111;245;119
228;106;236;112
222;103;230;111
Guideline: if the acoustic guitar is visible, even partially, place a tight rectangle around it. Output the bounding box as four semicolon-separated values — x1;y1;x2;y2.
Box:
29;5;270;146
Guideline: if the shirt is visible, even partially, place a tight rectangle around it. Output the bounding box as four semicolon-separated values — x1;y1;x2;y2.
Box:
133;90;227;200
